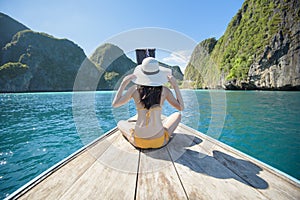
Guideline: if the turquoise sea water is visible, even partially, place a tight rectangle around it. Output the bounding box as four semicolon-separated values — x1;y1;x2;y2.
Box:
0;90;299;198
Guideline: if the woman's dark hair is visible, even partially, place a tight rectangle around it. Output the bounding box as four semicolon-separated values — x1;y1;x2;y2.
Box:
137;85;163;109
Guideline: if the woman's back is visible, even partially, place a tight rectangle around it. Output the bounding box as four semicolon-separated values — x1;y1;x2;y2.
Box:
135;105;163;138
132;86;166;138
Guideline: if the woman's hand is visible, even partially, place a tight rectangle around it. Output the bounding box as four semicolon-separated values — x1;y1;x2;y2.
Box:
167;75;178;88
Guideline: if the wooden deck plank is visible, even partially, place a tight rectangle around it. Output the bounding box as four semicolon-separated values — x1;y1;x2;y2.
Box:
136;145;187;199
59;131;139;199
168;125;268;200
18;150;96;200
180;123;300;199
212;144;300;200
17;130;119;200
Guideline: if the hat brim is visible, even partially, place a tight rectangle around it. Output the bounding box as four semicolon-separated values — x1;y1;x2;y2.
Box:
132;65;172;86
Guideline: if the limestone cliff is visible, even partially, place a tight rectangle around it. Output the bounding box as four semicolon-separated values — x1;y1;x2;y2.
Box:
158;62;184;81
185;0;300;90
247;1;300;90
0;13;29;51
184;38;217;88
0;30;96;92
90;43;136;89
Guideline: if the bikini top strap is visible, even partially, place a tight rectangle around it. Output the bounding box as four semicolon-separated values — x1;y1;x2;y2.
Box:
136;106;162;127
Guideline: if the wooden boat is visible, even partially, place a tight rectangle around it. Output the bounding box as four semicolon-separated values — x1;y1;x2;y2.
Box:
6;122;300;199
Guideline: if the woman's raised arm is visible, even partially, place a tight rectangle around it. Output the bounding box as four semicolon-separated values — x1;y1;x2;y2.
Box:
112;74;136;108
166;75;184;111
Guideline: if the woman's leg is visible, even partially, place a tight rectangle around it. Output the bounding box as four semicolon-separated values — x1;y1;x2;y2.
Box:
163;112;181;137
117;120;135;144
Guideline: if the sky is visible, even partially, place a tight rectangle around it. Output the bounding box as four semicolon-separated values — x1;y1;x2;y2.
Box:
0;0;244;71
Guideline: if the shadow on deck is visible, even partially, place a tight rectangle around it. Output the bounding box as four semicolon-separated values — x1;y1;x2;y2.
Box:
143;132;269;189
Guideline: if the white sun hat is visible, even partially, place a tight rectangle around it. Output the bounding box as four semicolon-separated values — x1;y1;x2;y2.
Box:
132;57;172;86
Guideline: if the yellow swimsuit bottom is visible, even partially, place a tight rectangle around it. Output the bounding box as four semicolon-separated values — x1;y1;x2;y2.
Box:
130;129;170;149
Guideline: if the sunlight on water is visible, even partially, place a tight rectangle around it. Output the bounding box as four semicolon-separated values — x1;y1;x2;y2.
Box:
0;90;299;198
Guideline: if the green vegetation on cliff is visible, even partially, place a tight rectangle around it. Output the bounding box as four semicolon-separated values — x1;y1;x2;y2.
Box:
184;38;217;88
185;0;299;89
90;43;136;89
0;29;89;91
211;0;285;81
0;12;29;50
0;62;28;79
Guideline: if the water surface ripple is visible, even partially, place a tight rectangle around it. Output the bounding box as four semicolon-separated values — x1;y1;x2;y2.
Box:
0;90;299;199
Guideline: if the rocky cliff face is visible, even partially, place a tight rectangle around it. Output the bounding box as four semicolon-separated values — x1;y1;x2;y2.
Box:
0;30;92;92
0;14;112;92
0;13;29;51
158;62;184;81
90;43;136;89
185;0;300;90
247;1;300;90
184;38;217;88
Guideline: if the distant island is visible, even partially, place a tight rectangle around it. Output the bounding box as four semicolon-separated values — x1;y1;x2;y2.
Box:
0;0;299;92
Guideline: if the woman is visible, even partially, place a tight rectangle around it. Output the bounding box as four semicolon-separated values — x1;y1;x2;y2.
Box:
112;57;184;149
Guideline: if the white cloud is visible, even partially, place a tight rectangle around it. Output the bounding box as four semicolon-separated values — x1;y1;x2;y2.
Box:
162;50;192;73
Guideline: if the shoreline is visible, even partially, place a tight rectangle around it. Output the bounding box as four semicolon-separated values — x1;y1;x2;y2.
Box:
1;87;300;94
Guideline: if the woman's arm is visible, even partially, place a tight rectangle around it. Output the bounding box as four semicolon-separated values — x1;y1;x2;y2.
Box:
112;74;136;108
166;75;184;111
